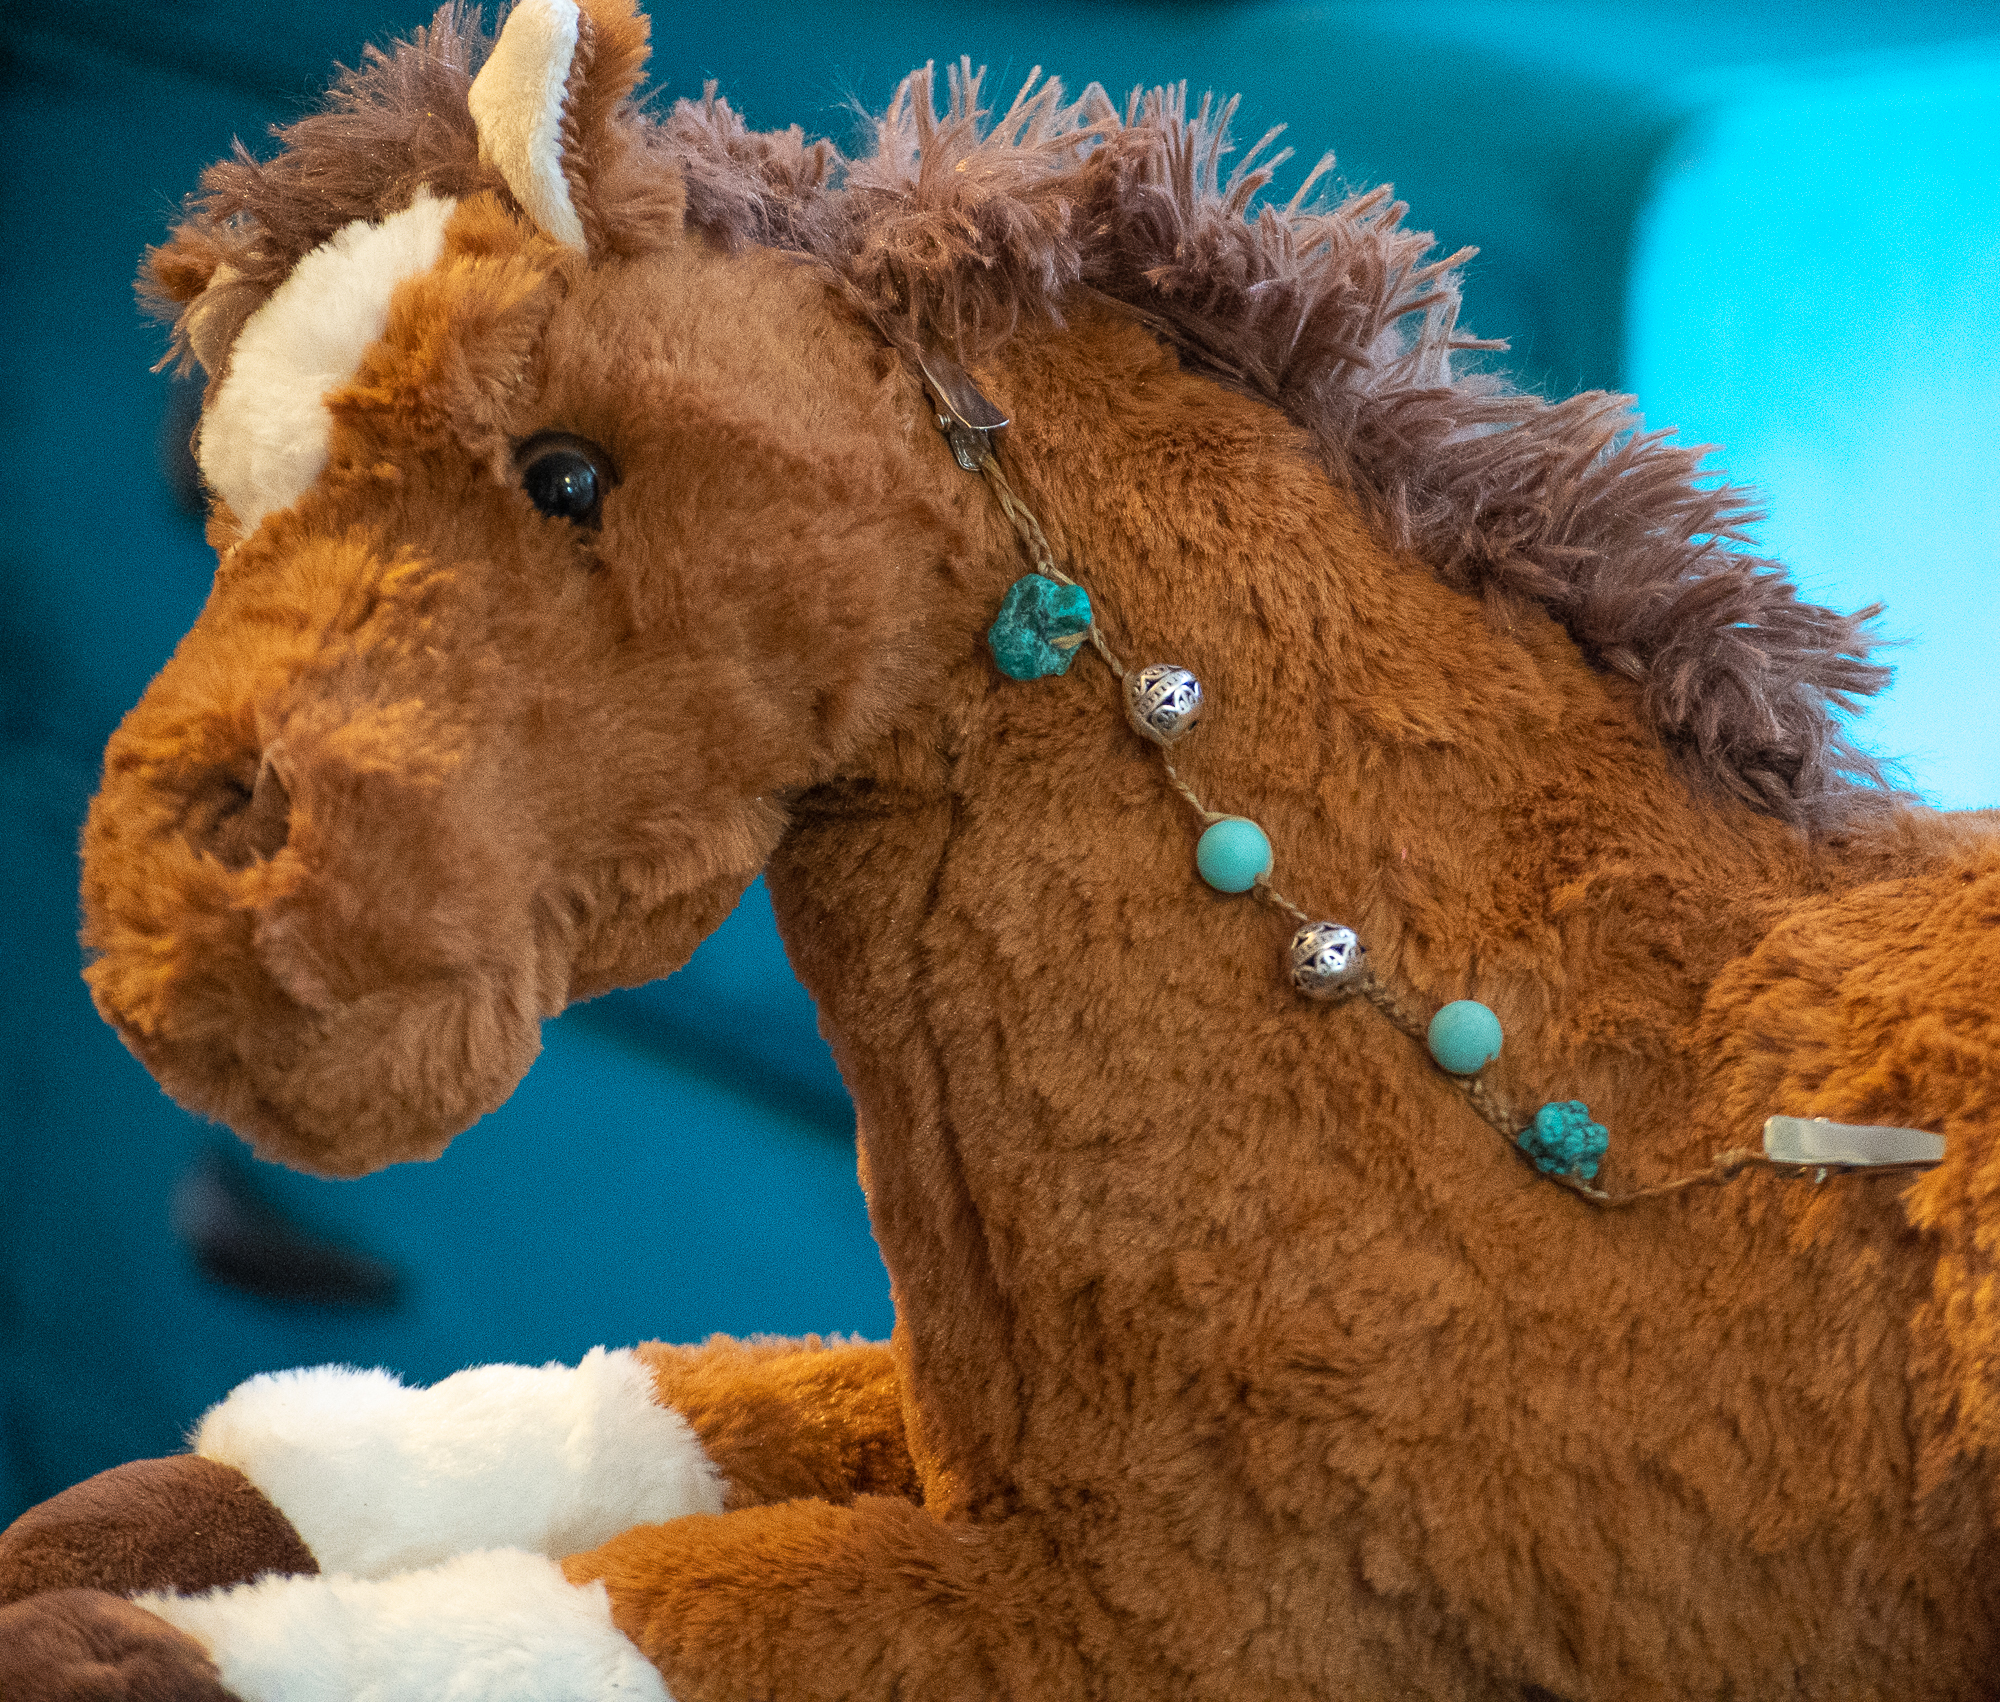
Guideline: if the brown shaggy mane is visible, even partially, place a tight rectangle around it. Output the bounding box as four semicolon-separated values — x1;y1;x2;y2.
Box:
140;5;498;319
146;4;1899;830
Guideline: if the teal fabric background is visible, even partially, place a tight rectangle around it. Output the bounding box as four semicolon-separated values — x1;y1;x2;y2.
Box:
2;0;1995;1522
1630;53;2000;810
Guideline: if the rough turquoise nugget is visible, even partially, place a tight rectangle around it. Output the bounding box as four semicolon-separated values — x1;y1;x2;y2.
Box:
1519;1100;1609;1180
988;573;1093;679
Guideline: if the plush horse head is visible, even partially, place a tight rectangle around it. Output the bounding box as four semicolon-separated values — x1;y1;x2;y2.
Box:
80;0;2000;1688
96;0;948;1171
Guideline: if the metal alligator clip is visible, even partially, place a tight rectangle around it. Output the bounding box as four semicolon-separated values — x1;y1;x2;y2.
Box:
918;351;1009;472
1762;1115;1945;1168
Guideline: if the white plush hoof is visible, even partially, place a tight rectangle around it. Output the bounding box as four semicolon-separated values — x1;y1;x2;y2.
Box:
139;1547;673;1702
194;1348;723;1577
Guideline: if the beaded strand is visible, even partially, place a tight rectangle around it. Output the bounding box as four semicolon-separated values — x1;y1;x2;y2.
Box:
970;443;1933;1209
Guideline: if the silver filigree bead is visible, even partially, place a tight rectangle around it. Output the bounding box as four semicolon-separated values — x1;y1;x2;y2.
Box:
1289;922;1365;1000
1126;664;1204;745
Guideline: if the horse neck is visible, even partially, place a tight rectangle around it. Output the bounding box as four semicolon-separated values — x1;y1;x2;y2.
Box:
777;298;1820;1194
765;306;1815;1505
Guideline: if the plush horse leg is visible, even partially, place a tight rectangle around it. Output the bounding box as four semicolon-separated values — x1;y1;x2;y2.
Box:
178;1335;912;1568
0;1346;717;1612
86;1362;1021;1701
0;1339;917;1702
566;1498;1080;1699
0;1334;907;1611
169;1337;911;1575
122;1503;1134;1700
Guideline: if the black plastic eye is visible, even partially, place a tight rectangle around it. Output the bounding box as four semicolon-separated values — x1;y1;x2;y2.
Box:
514;431;617;528
526;451;596;519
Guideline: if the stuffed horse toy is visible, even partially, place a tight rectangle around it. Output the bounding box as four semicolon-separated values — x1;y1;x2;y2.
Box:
3;0;1997;1695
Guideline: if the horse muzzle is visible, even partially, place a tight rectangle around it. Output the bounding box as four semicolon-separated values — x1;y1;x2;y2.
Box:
80;543;562;1177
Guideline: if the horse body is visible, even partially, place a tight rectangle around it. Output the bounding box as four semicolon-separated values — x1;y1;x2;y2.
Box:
48;0;2000;1694
753;312;1997;1695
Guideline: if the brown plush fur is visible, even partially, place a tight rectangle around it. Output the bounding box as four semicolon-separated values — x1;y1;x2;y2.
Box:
49;0;2000;1695
0;1457;316;1607
0;1590;234;1701
640;1336;919;1510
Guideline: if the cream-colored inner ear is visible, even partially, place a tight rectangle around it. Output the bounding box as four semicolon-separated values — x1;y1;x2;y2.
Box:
184;265;267;380
468;0;588;252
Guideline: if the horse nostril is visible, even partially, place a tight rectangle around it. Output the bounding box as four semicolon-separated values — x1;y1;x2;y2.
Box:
204;752;293;870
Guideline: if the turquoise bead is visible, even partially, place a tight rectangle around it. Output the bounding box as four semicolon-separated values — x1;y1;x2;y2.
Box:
1518;1100;1609;1180
987;573;1092;680
1427;1000;1502;1075
1196;817;1272;893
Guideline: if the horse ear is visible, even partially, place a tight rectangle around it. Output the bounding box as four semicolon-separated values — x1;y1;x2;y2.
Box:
468;0;653;255
141;228;268;382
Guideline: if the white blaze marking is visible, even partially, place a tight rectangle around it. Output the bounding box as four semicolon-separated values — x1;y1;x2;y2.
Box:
468;0;587;252
198;187;459;533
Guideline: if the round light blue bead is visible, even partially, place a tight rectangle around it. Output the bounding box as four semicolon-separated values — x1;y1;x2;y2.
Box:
1427;1000;1503;1075
1195;817;1272;893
